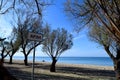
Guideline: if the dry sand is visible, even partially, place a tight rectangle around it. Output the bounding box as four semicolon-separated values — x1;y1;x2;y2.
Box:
4;60;115;80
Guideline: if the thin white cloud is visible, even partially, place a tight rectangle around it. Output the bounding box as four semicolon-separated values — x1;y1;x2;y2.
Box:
73;34;85;40
70;31;85;40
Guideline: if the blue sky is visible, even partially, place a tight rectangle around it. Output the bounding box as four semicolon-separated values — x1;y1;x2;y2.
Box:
41;0;108;57
0;0;108;57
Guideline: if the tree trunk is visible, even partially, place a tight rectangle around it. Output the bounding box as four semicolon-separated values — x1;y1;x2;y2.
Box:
24;55;28;66
1;54;4;63
1;47;6;63
50;57;57;72
114;60;120;80
9;54;13;64
115;47;120;80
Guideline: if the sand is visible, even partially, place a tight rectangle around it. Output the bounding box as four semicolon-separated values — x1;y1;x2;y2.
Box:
4;60;115;80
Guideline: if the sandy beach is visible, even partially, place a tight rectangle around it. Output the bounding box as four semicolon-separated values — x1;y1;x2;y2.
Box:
4;60;115;80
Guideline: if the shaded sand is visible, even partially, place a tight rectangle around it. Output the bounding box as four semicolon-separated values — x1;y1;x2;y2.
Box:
4;60;115;80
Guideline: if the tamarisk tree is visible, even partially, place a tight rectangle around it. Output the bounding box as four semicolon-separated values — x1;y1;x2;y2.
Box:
42;27;73;72
88;23;120;79
65;0;120;79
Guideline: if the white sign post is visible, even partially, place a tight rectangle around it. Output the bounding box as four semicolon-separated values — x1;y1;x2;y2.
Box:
28;32;42;80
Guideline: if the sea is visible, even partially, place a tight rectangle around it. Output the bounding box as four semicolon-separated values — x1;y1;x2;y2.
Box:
12;56;113;66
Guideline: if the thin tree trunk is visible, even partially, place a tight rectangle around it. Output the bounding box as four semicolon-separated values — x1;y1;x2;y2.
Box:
50;57;57;72
9;54;13;64
1;53;9;63
1;47;6;62
24;55;28;66
1;54;4;62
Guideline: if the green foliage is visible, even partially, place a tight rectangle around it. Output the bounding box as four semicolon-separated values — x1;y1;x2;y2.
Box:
15;13;43;51
42;27;73;59
88;24;111;47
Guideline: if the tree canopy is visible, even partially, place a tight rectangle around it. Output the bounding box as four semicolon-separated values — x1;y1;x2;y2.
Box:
0;0;51;16
65;0;120;42
42;27;73;59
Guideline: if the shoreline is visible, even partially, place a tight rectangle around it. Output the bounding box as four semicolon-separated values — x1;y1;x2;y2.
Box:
6;58;113;66
5;59;114;70
10;56;113;66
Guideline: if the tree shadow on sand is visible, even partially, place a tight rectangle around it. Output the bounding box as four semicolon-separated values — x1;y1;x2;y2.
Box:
5;62;115;80
6;66;89;80
57;66;115;77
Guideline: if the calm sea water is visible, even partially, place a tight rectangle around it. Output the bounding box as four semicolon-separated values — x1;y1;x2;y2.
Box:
12;56;113;66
